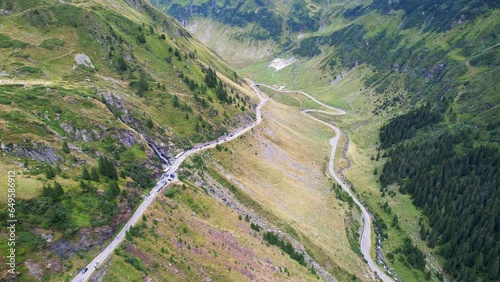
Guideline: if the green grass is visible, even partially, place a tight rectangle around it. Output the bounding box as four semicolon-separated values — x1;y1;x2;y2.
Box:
39;37;65;50
104;255;143;282
0;33;29;48
207;166;286;229
103;182;320;281
242;57;435;280
0;1;262;280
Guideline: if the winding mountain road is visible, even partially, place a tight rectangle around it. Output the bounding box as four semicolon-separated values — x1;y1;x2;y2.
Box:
71;81;268;282
257;84;393;282
72;79;392;281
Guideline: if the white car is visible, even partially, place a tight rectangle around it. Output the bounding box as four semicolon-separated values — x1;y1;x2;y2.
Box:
94;262;99;268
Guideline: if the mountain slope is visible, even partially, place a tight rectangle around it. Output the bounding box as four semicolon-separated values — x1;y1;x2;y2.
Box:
153;0;500;281
0;0;266;280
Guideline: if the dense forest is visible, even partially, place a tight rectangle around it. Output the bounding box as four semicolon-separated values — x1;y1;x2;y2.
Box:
295;0;498;113
379;104;442;149
165;1;283;41
379;109;500;281
293;7;499;278
369;0;499;32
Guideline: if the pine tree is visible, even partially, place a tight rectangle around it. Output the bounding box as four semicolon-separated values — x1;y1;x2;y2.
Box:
107;158;118;180
106;181;120;198
53;181;64;200
114;53;128;72
90;167;100;182
41;184;51;198
41;182;64;201
98;156;117;180
173;95;180;108
391;215;398;227
80;180;87;191
113;150;120;161
136;33;146;44
81;166;90;180
98;157;105;175
146;117;153;129
427;232;437;248
46;166;55;180
62;141;70;154
420;225;428;241
204;67;217;88
489;256;499;280
136;72;149;97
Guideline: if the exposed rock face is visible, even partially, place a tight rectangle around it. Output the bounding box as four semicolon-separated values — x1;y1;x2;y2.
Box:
60;122;74;134
76;129;94;142
127;0;142;9
99;91;129;115
1;142;10;151
63;122;125;144
5;143;60;164
44;259;63;272
157;146;174;160
116;129;138;147
49;226;114;258
42;233;54;243
74;53;94;68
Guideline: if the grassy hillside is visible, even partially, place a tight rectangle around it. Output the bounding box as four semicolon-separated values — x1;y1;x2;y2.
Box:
154;0;500;281
102;181;320;282
0;0;261;280
208;96;368;280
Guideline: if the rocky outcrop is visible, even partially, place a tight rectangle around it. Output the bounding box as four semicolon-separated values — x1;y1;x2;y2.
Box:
2;142;60;164
62;121;138;147
77;129;94;142
126;0;143;9
60;122;74;134
74;54;94;69
115;129;138;147
25;261;43;281
50;226;113;258
0;9;13;16
44;259;63;272
99;91;129;115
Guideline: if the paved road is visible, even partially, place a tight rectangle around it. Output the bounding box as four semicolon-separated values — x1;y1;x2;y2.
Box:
257;84;393;282
71;81;268;282
259;84;346;115
73;80;392;281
